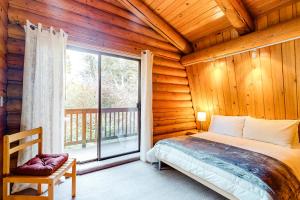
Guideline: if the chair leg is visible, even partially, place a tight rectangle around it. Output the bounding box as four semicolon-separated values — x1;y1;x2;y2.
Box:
48;182;54;200
72;160;76;197
37;184;42;195
3;179;9;200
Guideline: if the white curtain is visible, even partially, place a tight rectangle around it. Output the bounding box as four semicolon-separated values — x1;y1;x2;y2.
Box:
12;20;68;193
140;50;153;162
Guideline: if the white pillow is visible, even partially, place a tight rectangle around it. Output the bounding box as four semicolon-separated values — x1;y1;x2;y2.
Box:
208;115;246;137
243;117;299;147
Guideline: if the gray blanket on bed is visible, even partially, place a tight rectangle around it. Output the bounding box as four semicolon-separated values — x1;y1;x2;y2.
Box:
157;136;300;200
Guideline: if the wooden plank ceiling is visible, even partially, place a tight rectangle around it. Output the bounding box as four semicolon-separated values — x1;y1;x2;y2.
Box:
55;0;299;49
243;0;297;16
142;0;230;42
126;0;298;43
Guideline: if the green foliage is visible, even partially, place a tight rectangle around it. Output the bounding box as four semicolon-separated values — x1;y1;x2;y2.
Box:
65;50;139;109
101;55;138;108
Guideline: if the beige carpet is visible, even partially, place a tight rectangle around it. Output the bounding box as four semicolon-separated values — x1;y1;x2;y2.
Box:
18;161;227;200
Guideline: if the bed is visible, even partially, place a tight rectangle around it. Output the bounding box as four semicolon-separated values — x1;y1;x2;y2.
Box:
147;116;300;200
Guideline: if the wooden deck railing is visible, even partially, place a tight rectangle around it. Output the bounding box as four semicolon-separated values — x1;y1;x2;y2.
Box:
64;108;139;147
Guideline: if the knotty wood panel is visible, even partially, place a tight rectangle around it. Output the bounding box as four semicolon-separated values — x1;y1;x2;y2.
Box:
187;2;300;130
152;56;196;142
0;0;8;198
146;0;297;43
243;0;297;16
142;0;231;42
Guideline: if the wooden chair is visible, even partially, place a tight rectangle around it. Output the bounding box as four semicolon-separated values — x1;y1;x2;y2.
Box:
2;127;76;200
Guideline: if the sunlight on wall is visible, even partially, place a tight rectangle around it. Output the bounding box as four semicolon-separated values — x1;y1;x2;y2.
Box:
213;61;223;83
251;59;261;77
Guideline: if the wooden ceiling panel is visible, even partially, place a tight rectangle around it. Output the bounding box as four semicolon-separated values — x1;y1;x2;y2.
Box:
145;0;172;10
141;0;232;42
159;0;199;20
178;7;224;34
102;0;127;9
186;16;231;41
117;0;193;53
243;0;297;16
170;0;218;27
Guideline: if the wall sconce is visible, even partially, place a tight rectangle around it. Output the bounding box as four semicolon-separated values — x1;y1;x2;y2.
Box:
197;112;206;131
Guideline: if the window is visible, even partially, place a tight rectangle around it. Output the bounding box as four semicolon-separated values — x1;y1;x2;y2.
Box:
64;47;141;162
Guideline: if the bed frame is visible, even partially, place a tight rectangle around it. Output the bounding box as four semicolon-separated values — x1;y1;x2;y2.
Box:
2;127;76;200
158;160;238;200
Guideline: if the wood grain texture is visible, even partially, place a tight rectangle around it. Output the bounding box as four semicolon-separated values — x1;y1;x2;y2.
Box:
181;14;300;65
152;56;196;137
7;0;188;145
73;0;147;26
117;0;192;53
7;18;180;60
215;0;254;34
186;2;300;129
9;0;178;53
243;0;297;16
0;0;7;198
33;0;164;41
141;0;231;42
5;1;196;144
3;128;77;200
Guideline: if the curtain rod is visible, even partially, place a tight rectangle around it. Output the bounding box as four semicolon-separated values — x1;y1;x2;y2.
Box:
16;21;37;30
16;21;67;37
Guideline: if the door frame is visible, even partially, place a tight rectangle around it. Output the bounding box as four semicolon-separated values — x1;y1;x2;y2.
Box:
97;52;141;161
67;46;141;162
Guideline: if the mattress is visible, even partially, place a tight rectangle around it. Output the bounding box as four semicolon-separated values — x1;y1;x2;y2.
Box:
147;132;300;200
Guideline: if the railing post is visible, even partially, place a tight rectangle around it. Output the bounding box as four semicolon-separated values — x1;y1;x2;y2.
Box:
82;112;87;148
64;107;139;147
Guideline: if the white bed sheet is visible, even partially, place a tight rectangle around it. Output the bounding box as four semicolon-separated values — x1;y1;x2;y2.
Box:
148;132;300;200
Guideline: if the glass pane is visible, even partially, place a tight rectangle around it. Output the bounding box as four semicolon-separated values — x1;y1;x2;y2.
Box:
64;49;99;162
100;55;140;158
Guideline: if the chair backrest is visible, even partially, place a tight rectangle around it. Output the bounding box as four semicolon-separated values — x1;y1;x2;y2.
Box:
3;127;43;175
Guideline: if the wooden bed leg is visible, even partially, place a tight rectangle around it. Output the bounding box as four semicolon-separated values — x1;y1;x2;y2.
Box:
3;179;9;200
48;182;54;200
37;184;42;195
72;160;76;197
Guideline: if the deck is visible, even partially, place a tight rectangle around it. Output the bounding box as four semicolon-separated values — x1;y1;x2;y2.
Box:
64;107;139;162
64;136;139;162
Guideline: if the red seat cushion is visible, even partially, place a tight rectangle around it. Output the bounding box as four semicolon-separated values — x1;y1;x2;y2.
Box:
14;153;69;176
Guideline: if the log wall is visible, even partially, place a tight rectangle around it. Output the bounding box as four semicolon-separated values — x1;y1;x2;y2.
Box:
0;0;8;197
152;57;196;142
0;2;7;130
187;2;300;130
5;0;196;142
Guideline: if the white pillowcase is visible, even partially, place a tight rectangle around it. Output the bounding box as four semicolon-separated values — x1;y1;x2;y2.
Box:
208;115;246;137
243;117;299;147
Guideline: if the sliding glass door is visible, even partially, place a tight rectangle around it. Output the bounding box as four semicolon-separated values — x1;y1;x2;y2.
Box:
64;48;99;163
99;54;140;159
64;47;140;162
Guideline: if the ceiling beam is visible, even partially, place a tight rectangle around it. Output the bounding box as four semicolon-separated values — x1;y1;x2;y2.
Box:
181;16;300;65
215;0;254;34
117;0;193;54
